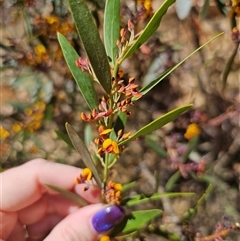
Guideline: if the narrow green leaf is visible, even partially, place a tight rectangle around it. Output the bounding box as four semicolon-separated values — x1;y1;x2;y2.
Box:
137;32;224;98
146;136;168;157
221;43;239;90
57;33;98;110
65;123;102;188
165;171;181;191
123;192;195;207
55;130;74;148
112;112;127;138
23;6;33;40
181;185;213;221
122;209;162;233
104;0;120;66
119;105;192;146
118;0;175;64
199;0;210;20
214;0;228;15
46;184;88;206
182;135;199;163
84;124;94;148
122;180;137;193
69;0;112;93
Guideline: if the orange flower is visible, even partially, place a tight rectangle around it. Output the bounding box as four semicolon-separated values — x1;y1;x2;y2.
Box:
184;123;201;140
113;183;122;192
102;139;119;154
75;168;93;184
100;236;110;241
82;168;92;181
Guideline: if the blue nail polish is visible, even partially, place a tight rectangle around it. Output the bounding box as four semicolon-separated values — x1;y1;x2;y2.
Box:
92;205;124;233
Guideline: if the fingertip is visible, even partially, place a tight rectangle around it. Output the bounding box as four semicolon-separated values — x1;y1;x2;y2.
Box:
44;204;125;241
74;185;101;204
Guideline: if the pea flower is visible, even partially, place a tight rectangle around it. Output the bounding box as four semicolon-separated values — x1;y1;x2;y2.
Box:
102;139;119;154
184;123;201;140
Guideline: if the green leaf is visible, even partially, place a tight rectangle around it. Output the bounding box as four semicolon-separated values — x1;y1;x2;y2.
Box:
65;123;102;188
46;184;88;206
214;0;229;15
57;33;98;110
23;6;33;40
111;209;162;236
221;43;239;91
84;124;94;148
118;0;175;64
122;209;162;233
146;136;168;157
123;192;195;207
104;0;120;66
182;135;199;163
69;0;112;94
119;105;192;146
122;180;138;193
199;0;210;20
137;32;224;98
55;130;74;148
112;112;127;139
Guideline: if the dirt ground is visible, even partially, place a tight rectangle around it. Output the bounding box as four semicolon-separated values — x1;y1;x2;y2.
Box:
1;1;240;240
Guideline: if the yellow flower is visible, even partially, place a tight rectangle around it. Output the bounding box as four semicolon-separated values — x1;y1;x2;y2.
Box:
100;128;112;135
100;235;110;241
82;168;92;181
0;126;9;140
144;0;152;11
34;101;46;111
11;123;22;133
184;123;201;140
24;108;33;116
34;45;47;56
113;183;123;192
45;15;59;25
102;139;119;154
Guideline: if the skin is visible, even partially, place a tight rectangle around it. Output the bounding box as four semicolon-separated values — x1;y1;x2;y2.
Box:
0;159;104;241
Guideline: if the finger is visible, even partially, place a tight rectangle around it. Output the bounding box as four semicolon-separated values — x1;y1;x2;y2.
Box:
26;214;63;241
1;159;100;212
44;204;125;241
0;211;18;240
7;220;26;241
18;194;79;225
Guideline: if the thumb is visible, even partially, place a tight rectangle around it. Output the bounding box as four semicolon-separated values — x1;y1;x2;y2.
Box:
44;204;125;241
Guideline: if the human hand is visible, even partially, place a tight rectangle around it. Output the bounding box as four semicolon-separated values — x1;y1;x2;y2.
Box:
1;159;124;241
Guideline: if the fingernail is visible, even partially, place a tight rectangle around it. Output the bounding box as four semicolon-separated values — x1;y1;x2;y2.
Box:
92;205;124;233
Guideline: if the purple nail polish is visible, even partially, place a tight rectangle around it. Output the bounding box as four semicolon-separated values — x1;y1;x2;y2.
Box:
92;205;124;233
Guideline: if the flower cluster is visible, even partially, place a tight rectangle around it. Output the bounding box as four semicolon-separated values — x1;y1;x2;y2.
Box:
19;44;51;70
75;169;123;205
18;14;75;71
172;160;206;179
95;126;131;156
232;27;240;43
80;97;112;123
116;77;142;115
23;101;46;133
103;181;123;205
228;0;240;17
